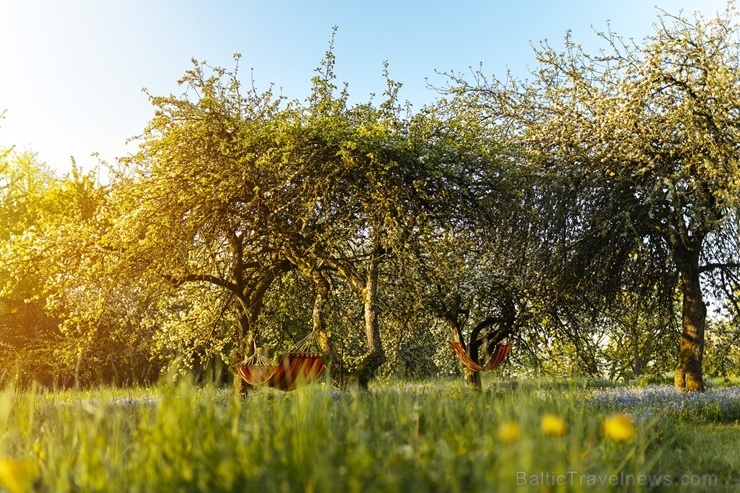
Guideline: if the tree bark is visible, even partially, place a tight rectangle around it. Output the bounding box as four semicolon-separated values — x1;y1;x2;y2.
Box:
674;245;706;392
355;254;385;389
235;310;251;357
441;295;484;391
465;319;492;391
464;363;482;391
444;318;481;391
311;270;342;387
231;308;252;395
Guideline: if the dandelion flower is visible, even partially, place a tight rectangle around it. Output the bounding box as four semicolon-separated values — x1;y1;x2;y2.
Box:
498;421;520;444
32;441;45;463
541;414;568;436
603;414;636;442
0;458;39;493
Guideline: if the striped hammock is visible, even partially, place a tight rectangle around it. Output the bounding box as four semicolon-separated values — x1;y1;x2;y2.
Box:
236;353;326;391
451;341;512;372
237;332;326;391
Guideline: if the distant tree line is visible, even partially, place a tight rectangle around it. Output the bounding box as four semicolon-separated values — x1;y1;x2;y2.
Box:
2;8;740;390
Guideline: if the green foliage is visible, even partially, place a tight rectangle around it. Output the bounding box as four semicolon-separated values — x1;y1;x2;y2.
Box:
109;34;524;386
635;374;674;388
0;151;73;386
703;318;740;378
443;5;740;390
0;150;162;387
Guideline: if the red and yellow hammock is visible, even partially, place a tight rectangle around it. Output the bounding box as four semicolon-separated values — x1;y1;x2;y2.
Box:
451;341;511;372
236;353;326;392
237;332;326;391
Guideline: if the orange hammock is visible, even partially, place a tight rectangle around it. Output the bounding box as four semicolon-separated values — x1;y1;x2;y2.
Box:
236;353;326;391
237;333;326;391
451;341;512;372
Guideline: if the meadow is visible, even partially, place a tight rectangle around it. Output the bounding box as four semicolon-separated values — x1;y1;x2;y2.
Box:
1;376;739;492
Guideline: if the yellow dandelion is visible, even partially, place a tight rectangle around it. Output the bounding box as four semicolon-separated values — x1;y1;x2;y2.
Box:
498;421;520;444
32;441;45;464
0;458;39;493
541;414;568;437
603;414;636;442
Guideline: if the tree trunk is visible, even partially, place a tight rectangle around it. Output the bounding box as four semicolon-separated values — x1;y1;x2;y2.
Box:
444;321;481;391
442;296;482;391
232;310;252;395
465;315;514;391
311;270;342;388
674;247;706;392
464;366;482;391
355;255;385;389
631;319;643;378
236;310;251;356
465;320;489;391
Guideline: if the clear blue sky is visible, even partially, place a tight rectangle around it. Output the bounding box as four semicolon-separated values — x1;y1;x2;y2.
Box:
0;0;729;173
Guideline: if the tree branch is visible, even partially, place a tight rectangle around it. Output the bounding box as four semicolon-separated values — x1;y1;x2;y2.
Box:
162;273;239;293
699;262;740;274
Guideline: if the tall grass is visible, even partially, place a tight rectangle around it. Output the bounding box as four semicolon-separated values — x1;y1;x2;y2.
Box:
0;377;735;492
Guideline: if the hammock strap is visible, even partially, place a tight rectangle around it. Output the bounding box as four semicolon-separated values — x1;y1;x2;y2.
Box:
244;350;272;366
289;330;323;354
243;330;321;366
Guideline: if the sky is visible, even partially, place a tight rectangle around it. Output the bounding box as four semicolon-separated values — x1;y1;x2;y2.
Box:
0;0;731;174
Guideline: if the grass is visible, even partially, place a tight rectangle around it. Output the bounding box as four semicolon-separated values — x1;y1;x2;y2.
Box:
0;376;738;492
